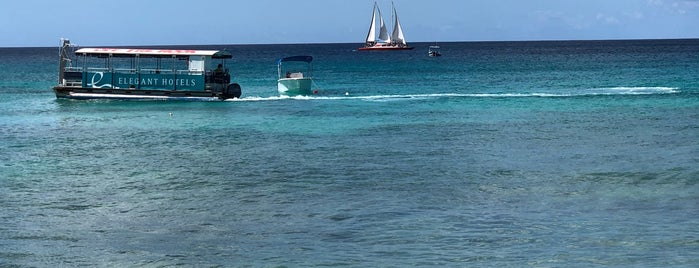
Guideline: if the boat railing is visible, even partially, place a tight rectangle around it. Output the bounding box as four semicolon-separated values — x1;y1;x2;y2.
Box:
77;67;200;75
61;68;83;87
140;68;175;74
179;70;203;75
205;70;230;84
87;67;109;72
113;68;138;74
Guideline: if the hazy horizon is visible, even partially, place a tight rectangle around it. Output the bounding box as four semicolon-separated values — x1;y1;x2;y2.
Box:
1;0;697;48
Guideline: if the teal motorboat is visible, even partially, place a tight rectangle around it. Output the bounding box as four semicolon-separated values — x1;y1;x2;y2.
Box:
277;56;313;96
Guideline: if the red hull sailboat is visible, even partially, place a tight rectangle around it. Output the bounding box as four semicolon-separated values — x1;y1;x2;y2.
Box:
359;2;414;51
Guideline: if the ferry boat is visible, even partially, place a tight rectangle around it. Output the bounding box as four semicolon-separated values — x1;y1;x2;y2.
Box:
53;39;241;100
358;2;414;51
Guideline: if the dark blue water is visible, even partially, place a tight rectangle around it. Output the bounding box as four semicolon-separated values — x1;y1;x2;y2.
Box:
1;40;698;267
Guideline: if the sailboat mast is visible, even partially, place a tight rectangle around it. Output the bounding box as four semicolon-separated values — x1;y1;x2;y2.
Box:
389;1;396;44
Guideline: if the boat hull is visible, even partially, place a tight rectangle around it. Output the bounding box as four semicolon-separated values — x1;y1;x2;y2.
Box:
53;86;241;101
277;78;313;96
358;45;415;51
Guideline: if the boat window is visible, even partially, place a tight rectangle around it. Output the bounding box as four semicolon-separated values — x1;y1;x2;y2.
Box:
175;57;189;74
111;57;136;73
84;54;108;72
188;56;206;73
138;57;161;74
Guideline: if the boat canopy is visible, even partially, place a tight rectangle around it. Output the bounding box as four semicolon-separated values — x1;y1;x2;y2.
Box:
74;48;232;59
212;50;233;59
278;56;313;65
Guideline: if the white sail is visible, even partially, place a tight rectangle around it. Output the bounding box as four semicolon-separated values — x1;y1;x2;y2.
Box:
377;6;390;43
360;1;412;50
391;4;406;45
365;4;377;43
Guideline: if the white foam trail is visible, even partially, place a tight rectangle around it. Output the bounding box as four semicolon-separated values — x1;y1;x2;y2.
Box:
226;87;679;102
589;86;679;95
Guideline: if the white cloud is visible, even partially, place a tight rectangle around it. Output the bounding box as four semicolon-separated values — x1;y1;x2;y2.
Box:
596;13;620;24
648;0;699;13
624;11;645;19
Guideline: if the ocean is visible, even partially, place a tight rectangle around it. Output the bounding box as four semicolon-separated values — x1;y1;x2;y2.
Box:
1;39;698;267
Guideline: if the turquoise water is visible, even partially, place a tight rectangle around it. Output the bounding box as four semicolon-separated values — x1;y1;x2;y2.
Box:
1;40;698;266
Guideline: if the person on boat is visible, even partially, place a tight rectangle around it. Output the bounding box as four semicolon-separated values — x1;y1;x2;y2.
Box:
214;64;224;74
212;64;227;84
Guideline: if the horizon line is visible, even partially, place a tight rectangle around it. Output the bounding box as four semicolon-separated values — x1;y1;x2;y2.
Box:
2;37;698;49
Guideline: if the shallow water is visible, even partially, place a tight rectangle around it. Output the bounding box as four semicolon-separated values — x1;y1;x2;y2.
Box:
1;40;698;266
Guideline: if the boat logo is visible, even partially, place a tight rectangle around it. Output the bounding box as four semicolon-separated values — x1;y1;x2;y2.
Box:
87;72;113;88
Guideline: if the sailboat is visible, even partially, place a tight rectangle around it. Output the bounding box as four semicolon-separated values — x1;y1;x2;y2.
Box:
358;1;414;51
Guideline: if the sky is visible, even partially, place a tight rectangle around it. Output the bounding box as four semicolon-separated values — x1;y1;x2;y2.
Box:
1;0;698;47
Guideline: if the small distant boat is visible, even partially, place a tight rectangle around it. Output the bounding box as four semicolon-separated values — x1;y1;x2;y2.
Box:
428;44;442;57
358;2;414;51
53;38;241;100
277;56;313;96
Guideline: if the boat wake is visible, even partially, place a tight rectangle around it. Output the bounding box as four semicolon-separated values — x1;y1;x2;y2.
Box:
585;86;679;95
228;87;679;102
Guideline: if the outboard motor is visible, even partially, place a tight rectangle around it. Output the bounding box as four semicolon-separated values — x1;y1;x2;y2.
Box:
220;83;242;100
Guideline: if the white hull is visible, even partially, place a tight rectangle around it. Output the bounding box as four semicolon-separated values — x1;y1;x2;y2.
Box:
277;78;313;96
53;85;241;100
64;92;220;101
